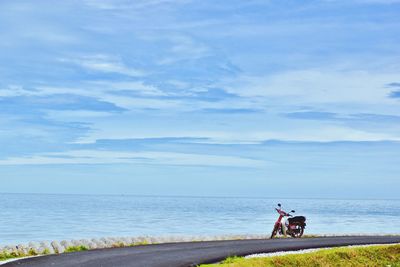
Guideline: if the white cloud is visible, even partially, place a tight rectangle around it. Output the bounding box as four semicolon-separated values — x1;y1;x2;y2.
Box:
73;124;400;145
0;82;184;112
84;0;191;10
0;85;33;97
224;69;400;104
243;127;400;143
0;150;264;168
156;35;211;65
89;81;166;96
60;55;146;77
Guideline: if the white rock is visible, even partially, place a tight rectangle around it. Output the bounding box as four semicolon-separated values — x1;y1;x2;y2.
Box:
51;241;64;254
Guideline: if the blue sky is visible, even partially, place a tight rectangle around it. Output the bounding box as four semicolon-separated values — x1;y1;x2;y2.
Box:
1;0;400;198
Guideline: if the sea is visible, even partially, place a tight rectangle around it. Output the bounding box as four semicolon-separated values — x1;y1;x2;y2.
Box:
1;193;399;245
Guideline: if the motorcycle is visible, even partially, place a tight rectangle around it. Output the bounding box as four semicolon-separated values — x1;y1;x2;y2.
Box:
270;203;306;238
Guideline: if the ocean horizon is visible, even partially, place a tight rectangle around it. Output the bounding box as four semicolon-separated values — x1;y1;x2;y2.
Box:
1;193;399;245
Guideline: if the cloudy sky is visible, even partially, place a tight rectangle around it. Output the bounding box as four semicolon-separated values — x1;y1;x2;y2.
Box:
1;0;400;198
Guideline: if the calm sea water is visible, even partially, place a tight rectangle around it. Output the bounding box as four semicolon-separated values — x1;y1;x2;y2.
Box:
1;193;399;245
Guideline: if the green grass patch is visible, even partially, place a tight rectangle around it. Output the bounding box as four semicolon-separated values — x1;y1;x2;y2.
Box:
64;245;88;253
0;249;37;261
129;240;150;246
201;244;400;267
0;251;21;261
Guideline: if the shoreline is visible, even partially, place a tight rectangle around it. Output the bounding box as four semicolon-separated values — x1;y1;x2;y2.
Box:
2;236;400;267
2;234;400;264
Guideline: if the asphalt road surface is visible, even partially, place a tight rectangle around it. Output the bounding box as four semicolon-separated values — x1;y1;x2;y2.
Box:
4;236;400;267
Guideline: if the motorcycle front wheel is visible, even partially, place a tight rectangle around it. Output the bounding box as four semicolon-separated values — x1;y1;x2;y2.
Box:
270;225;278;238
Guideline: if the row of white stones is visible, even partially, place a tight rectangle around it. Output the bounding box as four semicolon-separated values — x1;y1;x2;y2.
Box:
0;234;269;256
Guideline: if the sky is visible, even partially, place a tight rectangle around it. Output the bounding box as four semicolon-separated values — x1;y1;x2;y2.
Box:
1;0;400;198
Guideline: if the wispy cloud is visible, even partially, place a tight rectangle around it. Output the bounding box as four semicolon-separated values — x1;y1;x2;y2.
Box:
83;0;190;10
0;150;265;168
201;108;261;114
60;55;146;77
0;94;126;112
156;35;211;65
285;111;400;123
223;69;400;104
1;0;400;196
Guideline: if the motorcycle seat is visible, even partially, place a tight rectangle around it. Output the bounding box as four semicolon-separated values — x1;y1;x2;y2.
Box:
288;216;306;225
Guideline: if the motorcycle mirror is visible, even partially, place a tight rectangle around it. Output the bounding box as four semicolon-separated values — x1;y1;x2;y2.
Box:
277;203;281;207
291;210;295;213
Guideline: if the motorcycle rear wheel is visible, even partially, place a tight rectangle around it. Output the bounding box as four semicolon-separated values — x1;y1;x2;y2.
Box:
290;226;304;238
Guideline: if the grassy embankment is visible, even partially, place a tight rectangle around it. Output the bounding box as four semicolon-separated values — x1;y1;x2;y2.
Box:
0;248;42;261
0;235;266;262
201;244;400;267
0;242;152;262
0;246;85;261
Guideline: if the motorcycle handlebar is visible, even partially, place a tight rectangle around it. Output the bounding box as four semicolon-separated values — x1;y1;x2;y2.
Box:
275;205;297;216
275;208;290;216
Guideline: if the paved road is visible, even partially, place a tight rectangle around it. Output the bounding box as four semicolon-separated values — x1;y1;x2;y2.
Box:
4;236;400;267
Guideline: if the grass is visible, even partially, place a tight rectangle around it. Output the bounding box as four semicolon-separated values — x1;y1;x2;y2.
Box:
64;245;89;253
130;240;150;246
0;251;20;261
0;248;38;261
0;246;89;262
0;247;40;261
200;244;400;267
0;240;151;262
